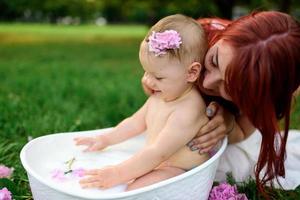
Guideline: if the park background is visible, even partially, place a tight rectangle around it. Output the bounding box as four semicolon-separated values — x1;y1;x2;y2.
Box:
0;0;300;199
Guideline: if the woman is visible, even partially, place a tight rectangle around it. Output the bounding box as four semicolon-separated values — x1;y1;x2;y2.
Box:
142;11;300;197
197;10;300;195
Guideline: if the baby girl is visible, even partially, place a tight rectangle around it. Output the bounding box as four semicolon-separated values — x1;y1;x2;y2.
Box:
74;14;209;191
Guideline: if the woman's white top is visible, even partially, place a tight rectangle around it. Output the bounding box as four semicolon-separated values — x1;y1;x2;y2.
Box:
215;129;300;189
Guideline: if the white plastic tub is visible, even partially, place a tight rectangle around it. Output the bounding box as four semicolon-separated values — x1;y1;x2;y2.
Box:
20;128;227;200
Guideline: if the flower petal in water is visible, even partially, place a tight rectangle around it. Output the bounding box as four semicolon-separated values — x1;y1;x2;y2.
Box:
72;168;85;178
51;169;68;182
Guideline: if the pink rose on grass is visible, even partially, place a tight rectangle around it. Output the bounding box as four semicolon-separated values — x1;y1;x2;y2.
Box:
209;183;248;200
0;165;13;179
0;187;12;200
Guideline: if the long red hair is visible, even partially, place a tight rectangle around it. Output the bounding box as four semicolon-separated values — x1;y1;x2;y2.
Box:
199;11;300;197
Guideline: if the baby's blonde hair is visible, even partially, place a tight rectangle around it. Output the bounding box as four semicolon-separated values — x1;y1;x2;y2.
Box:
143;14;207;65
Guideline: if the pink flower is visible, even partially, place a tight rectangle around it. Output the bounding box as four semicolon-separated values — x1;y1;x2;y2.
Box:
209;183;248;200
0;165;13;179
148;30;182;56
235;193;248;200
51;169;67;182
0;187;12;200
51;168;86;182
72;168;85;178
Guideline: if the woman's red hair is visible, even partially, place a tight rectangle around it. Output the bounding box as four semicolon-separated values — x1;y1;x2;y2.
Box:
199;11;300;197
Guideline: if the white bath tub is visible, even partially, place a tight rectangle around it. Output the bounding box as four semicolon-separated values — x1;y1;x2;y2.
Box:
20;128;227;200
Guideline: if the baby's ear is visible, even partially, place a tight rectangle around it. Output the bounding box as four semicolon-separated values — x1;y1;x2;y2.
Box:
187;62;201;82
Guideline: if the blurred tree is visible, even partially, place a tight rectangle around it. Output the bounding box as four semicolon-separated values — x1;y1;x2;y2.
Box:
0;0;103;23
237;0;294;13
0;0;299;23
277;0;291;13
116;0;218;25
167;0;219;20
214;0;236;19
0;0;27;21
101;0;124;23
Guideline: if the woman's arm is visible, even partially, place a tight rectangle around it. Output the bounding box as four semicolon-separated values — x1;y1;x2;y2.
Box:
229;113;256;143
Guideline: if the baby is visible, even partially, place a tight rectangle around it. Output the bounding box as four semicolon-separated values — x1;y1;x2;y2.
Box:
74;14;209;191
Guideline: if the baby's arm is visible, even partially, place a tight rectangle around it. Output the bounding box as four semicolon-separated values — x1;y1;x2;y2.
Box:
80;104;208;189
75;99;149;151
103;99;149;146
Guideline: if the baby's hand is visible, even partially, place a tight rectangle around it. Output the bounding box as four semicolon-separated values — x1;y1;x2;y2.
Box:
74;135;108;152
79;166;121;189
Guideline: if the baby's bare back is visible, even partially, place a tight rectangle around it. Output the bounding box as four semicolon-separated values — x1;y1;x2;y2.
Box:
145;90;209;171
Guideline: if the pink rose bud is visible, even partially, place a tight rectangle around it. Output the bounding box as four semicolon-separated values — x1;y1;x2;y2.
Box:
0;165;13;179
0;187;12;200
209;183;248;200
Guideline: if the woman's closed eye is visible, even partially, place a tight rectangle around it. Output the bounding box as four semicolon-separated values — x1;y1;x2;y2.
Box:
208;56;217;68
209;48;219;68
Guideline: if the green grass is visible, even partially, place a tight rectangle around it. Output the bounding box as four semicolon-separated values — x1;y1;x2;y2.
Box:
0;23;147;200
0;23;148;43
0;23;299;200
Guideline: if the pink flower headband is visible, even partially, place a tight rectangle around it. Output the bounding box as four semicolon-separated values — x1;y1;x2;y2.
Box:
148;30;182;56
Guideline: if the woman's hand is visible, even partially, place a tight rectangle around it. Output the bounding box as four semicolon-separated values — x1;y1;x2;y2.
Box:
187;101;235;154
74;135;108;152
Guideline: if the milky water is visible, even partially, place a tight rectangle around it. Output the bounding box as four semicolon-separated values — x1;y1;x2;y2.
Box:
24;129;146;198
47;150;130;196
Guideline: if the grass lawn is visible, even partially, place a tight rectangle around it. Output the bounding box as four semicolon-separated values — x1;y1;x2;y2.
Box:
0;23;299;200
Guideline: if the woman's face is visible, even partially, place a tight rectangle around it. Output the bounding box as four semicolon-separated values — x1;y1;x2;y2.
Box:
199;39;234;101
